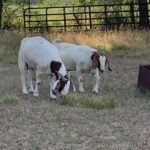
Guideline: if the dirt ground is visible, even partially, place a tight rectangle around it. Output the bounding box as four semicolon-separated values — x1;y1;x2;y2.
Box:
0;55;150;150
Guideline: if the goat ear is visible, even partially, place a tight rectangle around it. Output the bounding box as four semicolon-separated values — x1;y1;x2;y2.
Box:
91;52;99;68
106;57;112;71
50;61;62;73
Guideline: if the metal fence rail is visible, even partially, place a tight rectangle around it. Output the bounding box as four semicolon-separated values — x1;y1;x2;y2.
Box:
23;2;150;32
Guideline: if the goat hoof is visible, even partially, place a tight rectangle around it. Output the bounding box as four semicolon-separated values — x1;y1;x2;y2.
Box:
79;90;85;93
22;90;28;95
33;92;39;97
73;88;76;93
92;90;98;94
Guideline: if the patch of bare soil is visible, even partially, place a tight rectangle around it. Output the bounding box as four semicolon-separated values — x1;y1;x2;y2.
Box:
0;56;150;150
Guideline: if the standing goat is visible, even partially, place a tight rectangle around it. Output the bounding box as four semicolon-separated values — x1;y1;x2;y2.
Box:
18;36;70;99
52;39;112;94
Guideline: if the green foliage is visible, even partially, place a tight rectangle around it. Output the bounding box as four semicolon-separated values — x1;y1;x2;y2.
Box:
0;0;137;29
4;0;29;5
79;0;87;5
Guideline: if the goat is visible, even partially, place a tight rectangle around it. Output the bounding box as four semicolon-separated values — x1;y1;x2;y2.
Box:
52;39;112;94
18;36;70;99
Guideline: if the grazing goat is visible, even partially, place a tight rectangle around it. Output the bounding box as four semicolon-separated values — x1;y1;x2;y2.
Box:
18;36;70;99
52;39;112;94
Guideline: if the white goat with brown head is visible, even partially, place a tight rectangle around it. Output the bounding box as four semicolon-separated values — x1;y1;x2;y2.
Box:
18;36;70;99
52;39;112;94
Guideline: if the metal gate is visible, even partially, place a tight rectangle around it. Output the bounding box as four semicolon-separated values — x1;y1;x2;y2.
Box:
23;2;150;32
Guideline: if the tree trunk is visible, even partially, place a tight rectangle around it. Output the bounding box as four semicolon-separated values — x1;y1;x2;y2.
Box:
138;0;149;28
0;0;3;29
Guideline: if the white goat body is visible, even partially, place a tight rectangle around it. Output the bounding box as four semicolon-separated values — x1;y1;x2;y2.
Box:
52;40;111;94
18;36;70;99
56;42;97;71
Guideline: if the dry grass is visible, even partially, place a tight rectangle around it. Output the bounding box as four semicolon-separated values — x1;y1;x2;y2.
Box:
0;29;150;64
0;30;150;109
0;31;23;64
0;30;150;149
45;29;150;56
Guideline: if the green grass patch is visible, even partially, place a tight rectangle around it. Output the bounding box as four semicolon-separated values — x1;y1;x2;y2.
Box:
137;88;150;111
140;102;150;111
2;95;18;105
141;88;150;97
60;95;116;110
48;116;63;124
110;42;150;58
111;43;134;56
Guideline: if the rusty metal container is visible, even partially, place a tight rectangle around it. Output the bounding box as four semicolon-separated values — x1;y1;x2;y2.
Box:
137;65;150;89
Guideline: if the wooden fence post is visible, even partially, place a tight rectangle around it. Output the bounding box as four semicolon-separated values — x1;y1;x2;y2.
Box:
84;6;87;30
23;10;26;32
138;0;149;28
88;6;92;29
104;4;108;31
0;0;2;29
28;1;31;31
63;7;66;31
45;8;48;31
130;1;135;29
